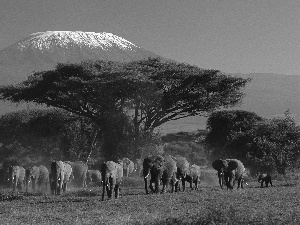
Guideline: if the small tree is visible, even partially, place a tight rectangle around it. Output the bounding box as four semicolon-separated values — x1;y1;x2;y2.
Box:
246;112;300;175
205;110;263;159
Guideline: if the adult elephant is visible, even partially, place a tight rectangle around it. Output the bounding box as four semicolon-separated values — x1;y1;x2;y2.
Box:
118;158;134;177
101;161;123;200
186;164;201;190
9;166;26;192
25;165;49;192
50;161;73;195
258;173;273;188
143;155;177;194
224;159;245;190
2;159;19;187
171;156;190;192
212;159;227;189
64;161;88;188
86;169;102;186
213;159;245;190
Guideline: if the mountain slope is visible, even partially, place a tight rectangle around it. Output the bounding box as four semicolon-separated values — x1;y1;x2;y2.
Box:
0;31;159;85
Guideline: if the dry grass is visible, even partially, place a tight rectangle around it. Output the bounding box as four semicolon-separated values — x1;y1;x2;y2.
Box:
0;176;300;224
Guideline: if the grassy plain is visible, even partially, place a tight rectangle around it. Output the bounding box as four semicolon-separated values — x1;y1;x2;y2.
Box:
0;171;300;225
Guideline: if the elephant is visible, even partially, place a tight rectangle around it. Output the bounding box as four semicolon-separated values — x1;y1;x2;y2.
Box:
9;166;26;192
212;159;245;190
224;159;245;190
86;169;102;186
212;159;227;189
186;164;201;190
143;155;177;194
25;165;49;192
101;161;123;200
2;159;19;187
258;173;273;188
133;158;143;177
118;158;135;177
64;161;88;188
171;156;190;192
50;161;73;195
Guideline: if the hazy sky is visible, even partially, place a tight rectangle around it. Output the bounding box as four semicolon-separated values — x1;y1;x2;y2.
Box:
0;0;299;75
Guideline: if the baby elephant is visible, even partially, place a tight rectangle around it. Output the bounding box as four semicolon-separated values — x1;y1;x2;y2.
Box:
258;174;273;188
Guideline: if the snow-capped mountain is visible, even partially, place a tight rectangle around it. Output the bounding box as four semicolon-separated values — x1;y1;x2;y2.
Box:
0;31;159;85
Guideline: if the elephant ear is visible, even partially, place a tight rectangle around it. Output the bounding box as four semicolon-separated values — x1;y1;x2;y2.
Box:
212;159;227;171
226;160;239;171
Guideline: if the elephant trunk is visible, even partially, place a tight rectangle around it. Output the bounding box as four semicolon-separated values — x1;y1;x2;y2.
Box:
218;171;224;190
144;171;150;179
102;177;107;201
144;176;149;194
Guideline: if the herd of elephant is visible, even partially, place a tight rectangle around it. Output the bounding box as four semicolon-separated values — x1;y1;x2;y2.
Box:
3;156;273;201
4;158;137;197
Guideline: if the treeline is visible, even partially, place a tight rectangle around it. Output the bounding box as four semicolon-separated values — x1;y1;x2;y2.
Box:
0;108;208;168
0;108;139;167
205;110;300;176
0;108;300;177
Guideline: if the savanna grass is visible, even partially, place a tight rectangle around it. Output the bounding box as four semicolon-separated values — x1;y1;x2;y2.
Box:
0;178;300;224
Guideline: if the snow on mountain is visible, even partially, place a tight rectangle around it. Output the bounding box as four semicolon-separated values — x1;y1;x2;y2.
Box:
0;31;159;85
14;31;138;51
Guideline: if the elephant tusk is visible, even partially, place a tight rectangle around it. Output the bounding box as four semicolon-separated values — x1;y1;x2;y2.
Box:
144;172;150;179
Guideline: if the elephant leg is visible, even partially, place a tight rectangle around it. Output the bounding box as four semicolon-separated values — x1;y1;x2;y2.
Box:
181;179;186;192
32;179;36;192
266;182;269;187
144;178;149;194
175;180;180;192
26;179;29;192
161;178;169;193
109;184;115;199
114;184;120;199
149;178;155;193
57;182;61;195
105;184;111;198
170;179;175;193
194;178;198;190
154;179;160;193
107;178;114;199
260;181;263;188
12;176;17;192
19;181;23;191
64;183;68;192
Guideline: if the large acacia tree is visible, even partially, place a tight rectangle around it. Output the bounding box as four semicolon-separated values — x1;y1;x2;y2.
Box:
0;58;249;159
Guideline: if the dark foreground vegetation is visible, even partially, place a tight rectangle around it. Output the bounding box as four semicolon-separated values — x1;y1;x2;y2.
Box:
1;172;300;225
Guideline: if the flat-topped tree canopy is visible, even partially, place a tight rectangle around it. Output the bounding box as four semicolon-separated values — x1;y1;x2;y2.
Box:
0;57;250;132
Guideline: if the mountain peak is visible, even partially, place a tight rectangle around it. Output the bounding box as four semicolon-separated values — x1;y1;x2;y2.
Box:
0;31;159;85
13;31;138;51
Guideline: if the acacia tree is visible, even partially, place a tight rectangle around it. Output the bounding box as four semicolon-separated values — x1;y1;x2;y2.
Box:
0;58;249;160
125;58;250;135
